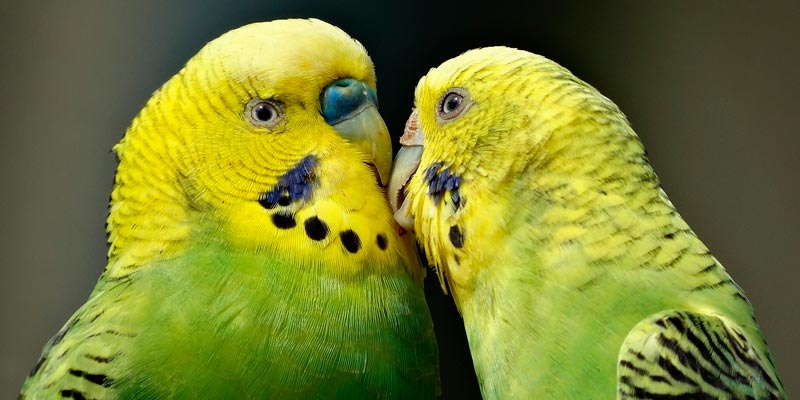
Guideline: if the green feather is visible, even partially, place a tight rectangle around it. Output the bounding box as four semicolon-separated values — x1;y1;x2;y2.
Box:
393;46;784;398
22;234;438;399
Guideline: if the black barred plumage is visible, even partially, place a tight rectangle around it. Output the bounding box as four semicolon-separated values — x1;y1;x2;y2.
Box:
618;311;783;399
67;369;113;387
82;354;114;364
20;283;134;399
59;389;88;400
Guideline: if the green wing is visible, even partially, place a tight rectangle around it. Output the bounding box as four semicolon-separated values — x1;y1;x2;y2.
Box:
20;278;131;400
617;310;784;399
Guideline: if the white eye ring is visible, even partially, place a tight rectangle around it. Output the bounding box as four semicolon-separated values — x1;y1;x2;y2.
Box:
246;99;285;130
436;88;471;123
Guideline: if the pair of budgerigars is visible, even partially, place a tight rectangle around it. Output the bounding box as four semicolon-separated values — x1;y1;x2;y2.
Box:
20;18;784;399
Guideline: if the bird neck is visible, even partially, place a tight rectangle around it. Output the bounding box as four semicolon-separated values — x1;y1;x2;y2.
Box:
443;114;683;302
105;81;194;278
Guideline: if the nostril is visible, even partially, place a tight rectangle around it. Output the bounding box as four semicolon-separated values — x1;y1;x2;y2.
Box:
334;80;352;88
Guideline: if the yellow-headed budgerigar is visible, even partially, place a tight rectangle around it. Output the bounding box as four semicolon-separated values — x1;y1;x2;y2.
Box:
20;19;439;399
390;47;784;399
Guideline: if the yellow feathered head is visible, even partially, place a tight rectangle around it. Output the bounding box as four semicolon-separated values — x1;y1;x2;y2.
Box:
107;19;397;272
390;47;644;294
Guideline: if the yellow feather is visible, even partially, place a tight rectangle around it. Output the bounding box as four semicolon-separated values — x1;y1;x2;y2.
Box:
107;19;420;280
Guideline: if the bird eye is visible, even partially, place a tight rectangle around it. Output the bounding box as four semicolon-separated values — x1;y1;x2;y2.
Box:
436;88;470;122
246;99;284;130
254;103;275;121
442;93;462;114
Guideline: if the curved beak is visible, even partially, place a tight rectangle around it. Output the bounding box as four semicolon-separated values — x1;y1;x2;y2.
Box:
388;108;424;231
322;79;392;186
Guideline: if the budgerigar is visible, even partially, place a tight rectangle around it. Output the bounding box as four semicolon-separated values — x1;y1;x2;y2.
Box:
20;19;439;399
390;47;784;399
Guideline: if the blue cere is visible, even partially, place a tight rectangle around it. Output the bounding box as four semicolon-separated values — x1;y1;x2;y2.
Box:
424;161;463;209
321;79;379;125
259;156;317;209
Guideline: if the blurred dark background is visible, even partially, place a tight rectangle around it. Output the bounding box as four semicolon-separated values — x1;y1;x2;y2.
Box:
2;1;797;398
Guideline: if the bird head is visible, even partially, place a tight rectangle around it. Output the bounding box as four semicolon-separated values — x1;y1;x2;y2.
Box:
390;47;647;293
107;19;402;275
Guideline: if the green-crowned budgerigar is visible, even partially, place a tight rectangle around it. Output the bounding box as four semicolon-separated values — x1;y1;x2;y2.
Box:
390;47;784;399
20;19;439;399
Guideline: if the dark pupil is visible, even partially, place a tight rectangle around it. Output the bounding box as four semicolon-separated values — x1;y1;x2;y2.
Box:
254;104;273;121
445;95;461;113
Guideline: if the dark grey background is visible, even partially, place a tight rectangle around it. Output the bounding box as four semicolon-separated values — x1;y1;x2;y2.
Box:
2;2;797;398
